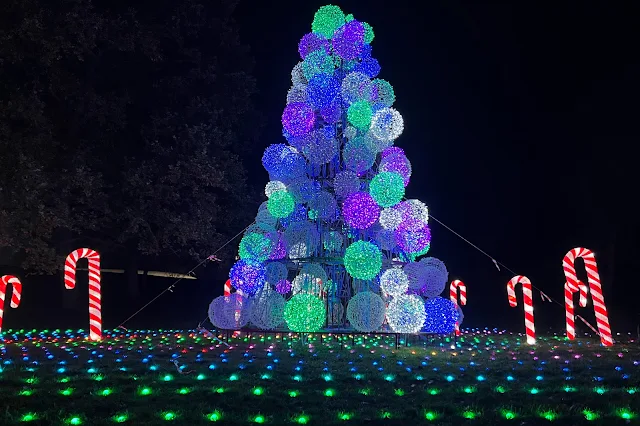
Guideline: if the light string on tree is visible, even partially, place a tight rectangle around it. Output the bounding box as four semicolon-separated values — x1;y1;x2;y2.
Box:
506;275;536;345
562;247;613;346
64;248;102;341
0;275;22;333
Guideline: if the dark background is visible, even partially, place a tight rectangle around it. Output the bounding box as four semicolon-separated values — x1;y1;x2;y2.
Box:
3;1;638;335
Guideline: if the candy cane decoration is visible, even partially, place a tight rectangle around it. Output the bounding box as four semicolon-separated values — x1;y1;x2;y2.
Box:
0;275;22;333
65;248;102;341
563;247;613;346
564;280;588;340
223;278;245;297
507;275;536;345
450;280;466;336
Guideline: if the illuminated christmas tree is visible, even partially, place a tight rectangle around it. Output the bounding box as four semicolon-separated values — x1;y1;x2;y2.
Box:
209;5;460;334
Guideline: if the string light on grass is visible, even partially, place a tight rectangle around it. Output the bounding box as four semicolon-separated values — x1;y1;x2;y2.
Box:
206;411;222;422
617;409;635;420
324;388;335;397
66;417;83;426
138;387;152;396
539;410;557;421
98;388;113;396
178;387;190;395
252;387;264;396
162;412;177;421
462;411;477;420
428;388;440;395
253;415;266;424
295;415;310;424
582;409;599;421
501;409;517;420
60;387;74;396
424;411;438;421
20;413;37;422
112;413;129;423
288;390;299;398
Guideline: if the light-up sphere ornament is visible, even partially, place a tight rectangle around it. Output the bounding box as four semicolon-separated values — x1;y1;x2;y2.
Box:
267;190;295;218
229;259;266;296
302;49;334;80
376;229;397;251
417;257;449;297
262;144;298;174
287;84;308;104
380;268;409;296
379;208;403;230
396;199;429;222
332;20;365;60
284;294;325;332
311;5;345;39
362;21;374;43
344;240;382;280
347;101;373;130
208;294;251;330
250;288;286;330
341;72;374;104
343;141;376;174
265;181;286;198
265;261;288;284
386;294;426;333
282;102;315;137
373;79;395;107
370;107;404;142
298;32;330;59
239;232;274;262
304;128;338;164
342;192;380;229
380;152;412;185
291;62;307;86
355;57;380;78
334;170;360;199
275;279;291;295
370;172;405;207
346;291;386;332
308;191;338;220
269;233;287;260
307;74;341;110
422;297;459;334
395;219;431;254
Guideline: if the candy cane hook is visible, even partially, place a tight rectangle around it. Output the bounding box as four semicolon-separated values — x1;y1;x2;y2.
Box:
65;248;102;341
564;280;588;340
507;275;536;345
223;278;244;297
0;275;23;333
563;247;613;346
449;280;466;336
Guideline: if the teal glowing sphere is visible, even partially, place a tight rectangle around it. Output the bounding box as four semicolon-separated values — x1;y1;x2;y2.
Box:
369;171;405;207
239;232;273;262
267;190;295;218
344;241;382;280
311;5;345;39
284;294;325;332
347;101;373;130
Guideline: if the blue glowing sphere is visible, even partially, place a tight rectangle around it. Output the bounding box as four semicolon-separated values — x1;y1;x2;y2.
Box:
229;259;266;296
421;297;459;334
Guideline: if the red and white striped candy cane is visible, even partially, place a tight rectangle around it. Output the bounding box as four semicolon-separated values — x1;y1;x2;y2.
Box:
65;248;102;341
563;247;613;346
507;275;536;345
0;275;22;333
223;279;244;297
450;279;466;336
564;280;588;340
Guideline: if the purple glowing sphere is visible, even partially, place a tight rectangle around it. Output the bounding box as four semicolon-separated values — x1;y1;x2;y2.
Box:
282;102;315;137
395;219;431;254
332;21;365;60
229;259;266;296
298;33;330;59
275;279;292;295
342;191;380;229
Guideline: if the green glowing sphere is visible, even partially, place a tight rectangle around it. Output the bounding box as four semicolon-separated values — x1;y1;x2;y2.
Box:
369;171;405;207
347;101;373;130
311;5;345;39
344;241;382;280
363;22;375;44
239;232;273;262
267;190;295;218
284;294;325;332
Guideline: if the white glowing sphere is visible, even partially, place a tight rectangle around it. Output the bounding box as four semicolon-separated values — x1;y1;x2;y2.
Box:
347;291;386;332
386;294;426;333
208;294;251;330
370;107;404;142
380;268;409;296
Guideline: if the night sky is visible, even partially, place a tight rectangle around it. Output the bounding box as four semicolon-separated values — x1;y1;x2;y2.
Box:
234;1;639;331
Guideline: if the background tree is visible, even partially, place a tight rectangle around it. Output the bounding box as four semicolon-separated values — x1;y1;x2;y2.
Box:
0;0;260;277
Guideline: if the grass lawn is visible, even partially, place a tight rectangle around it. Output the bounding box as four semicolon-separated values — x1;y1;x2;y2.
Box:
0;329;638;425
